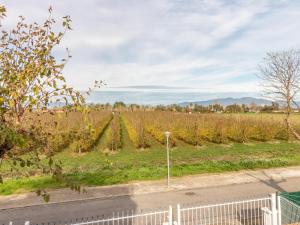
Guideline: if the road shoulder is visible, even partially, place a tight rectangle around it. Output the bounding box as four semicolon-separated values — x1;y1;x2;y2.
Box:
1;166;300;210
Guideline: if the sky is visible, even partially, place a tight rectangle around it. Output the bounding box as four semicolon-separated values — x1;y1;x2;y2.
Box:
1;0;300;94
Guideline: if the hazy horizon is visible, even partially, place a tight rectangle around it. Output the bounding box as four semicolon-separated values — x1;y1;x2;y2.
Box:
86;88;260;105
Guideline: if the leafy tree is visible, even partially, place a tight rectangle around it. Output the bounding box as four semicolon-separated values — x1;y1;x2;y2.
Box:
167;104;183;112
241;104;249;113
0;7;85;123
113;101;126;109
0;5;101;200
225;104;242;113
193;104;210;113
211;104;224;112
129;104;140;111
155;104;166;111
260;102;280;112
0;5;5;19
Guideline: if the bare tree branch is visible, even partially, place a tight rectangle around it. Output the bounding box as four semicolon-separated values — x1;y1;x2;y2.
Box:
258;49;300;140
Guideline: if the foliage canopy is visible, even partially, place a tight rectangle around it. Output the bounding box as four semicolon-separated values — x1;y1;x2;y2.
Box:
0;5;101;200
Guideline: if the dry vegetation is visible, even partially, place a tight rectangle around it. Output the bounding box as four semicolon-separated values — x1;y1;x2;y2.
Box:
18;110;300;154
122;112;150;148
106;113;122;150
22;110;112;153
2;109;300;195
123;111;296;147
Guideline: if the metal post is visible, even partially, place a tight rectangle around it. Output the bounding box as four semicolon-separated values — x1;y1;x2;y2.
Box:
277;194;282;225
169;205;173;225
165;131;171;188
167;135;170;187
271;193;278;225
262;207;272;225
177;204;181;225
112;111;115;151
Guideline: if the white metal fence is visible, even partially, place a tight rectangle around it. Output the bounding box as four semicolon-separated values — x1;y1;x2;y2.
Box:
11;194;284;225
261;207;272;225
68;195;276;225
177;197;272;225
70;207;171;225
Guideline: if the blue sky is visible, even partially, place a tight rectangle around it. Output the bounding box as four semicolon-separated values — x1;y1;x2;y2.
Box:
2;0;300;93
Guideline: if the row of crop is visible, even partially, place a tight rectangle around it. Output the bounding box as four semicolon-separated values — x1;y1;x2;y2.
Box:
186;113;293;144
24;111;84;152
73;111;113;153
143;112;176;147
172;115;274;145
122;112;150;148
134;112;299;145
105;113;122;150
170;113;289;144
25;110;113;153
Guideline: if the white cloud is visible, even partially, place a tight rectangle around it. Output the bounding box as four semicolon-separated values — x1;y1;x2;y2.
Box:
1;0;299;93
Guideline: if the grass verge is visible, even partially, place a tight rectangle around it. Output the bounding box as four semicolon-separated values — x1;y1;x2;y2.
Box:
1;141;300;195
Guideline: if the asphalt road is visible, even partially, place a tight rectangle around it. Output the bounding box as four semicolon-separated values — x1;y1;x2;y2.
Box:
1;176;300;225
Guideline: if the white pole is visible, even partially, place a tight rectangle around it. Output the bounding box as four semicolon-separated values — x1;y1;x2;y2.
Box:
165;131;171;188
271;193;278;225
177;204;181;225
167;135;170;187
112;111;115;151
277;194;282;225
168;205;173;225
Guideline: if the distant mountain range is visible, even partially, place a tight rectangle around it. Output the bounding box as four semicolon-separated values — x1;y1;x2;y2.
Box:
179;97;272;106
115;85;190;90
49;96;298;107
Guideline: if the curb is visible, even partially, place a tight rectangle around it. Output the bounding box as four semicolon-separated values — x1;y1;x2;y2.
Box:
0;186;181;211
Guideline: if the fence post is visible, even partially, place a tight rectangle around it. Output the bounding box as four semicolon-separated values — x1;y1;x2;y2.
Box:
262;207;272;225
177;204;181;225
271;193;278;225
169;205;173;225
277;194;282;225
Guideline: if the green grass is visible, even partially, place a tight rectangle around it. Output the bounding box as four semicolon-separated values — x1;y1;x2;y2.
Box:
1;139;300;195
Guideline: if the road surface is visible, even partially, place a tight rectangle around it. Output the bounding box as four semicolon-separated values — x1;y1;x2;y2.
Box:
1;176;299;225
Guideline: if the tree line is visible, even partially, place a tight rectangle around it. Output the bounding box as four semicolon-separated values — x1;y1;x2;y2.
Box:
86;101;281;113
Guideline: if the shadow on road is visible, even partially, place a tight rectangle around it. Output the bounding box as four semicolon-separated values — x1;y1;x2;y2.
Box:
0;186;138;225
246;171;286;192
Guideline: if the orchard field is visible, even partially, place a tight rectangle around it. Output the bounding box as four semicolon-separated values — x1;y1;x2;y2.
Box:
2;110;300;195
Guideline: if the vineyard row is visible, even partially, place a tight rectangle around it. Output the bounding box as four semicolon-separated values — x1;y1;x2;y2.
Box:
25;111;300;152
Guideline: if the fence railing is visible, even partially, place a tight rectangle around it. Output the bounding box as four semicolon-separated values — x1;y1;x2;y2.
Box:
9;194;283;225
70;207;171;225
177;197;272;225
261;207;272;225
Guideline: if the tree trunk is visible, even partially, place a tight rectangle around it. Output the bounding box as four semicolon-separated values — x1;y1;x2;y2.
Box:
285;114;290;140
286;96;291;140
285;97;300;141
287;118;300;140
